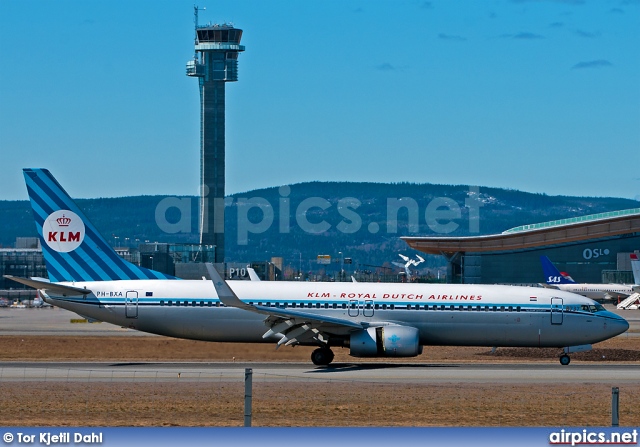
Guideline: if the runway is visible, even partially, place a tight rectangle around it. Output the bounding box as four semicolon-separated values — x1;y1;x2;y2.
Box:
0;307;152;336
2;361;640;384
2;305;640;385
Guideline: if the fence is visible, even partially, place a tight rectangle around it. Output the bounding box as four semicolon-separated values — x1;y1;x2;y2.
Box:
0;366;637;427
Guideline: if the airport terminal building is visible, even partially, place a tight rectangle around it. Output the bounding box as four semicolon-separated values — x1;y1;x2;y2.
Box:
403;209;640;284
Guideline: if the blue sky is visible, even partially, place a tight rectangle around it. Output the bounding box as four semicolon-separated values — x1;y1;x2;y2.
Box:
1;0;638;201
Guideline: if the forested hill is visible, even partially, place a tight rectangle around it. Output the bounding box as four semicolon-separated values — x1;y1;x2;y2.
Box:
1;181;637;268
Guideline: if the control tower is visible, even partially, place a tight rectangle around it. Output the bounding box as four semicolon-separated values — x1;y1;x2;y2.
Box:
186;9;245;263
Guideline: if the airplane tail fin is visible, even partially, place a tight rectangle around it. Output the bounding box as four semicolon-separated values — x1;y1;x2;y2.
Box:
631;253;640;285
540;256;575;285
23;168;177;282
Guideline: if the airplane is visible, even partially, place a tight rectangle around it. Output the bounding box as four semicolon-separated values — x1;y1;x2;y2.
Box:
4;168;629;366
391;254;425;280
32;291;52;308
540;256;637;301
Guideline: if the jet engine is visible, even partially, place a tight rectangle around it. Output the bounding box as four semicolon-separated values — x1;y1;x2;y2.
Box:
349;325;421;357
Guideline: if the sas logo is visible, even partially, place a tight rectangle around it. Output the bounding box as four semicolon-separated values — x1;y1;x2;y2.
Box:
43;210;85;253
547;276;563;283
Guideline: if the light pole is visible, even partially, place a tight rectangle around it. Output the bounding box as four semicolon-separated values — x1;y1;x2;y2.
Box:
339;251;344;282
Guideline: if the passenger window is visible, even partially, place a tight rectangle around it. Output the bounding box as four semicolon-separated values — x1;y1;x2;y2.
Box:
390;304;395;310
382;304;387;310
332;303;337;309
374;304;379;310
342;303;346;309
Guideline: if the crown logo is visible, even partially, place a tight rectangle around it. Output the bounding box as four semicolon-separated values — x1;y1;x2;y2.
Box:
56;214;71;227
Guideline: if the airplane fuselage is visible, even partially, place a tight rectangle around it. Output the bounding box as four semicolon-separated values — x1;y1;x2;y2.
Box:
42;280;627;349
553;284;635;300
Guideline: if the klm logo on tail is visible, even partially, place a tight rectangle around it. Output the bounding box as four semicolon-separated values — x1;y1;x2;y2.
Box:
42;210;85;252
24;168;176;282
540;256;576;285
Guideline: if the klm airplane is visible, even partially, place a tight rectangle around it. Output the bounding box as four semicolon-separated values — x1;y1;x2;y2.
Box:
5;169;629;366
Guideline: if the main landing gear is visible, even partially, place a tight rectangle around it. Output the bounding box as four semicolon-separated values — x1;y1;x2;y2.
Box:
311;347;335;366
559;354;571;366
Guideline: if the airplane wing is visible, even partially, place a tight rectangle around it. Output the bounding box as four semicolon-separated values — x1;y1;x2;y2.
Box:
3;275;92;296
205;264;364;348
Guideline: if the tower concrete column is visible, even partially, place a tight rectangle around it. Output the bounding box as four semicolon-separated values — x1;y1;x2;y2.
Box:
186;17;244;263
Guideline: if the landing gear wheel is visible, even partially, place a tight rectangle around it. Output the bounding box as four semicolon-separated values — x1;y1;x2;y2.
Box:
311;348;335;366
559;354;571;366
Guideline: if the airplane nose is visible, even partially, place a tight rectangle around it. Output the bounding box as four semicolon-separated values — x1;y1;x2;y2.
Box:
604;312;629;336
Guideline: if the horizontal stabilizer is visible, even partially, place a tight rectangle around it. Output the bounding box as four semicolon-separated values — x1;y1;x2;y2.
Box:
3;275;91;296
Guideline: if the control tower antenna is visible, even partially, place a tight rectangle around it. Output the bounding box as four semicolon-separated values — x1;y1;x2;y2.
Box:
186;8;245;263
193;5;206;60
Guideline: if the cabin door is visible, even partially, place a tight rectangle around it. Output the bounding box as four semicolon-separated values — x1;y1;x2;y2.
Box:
550;297;563;325
348;299;359;317
125;291;139;318
362;300;374;317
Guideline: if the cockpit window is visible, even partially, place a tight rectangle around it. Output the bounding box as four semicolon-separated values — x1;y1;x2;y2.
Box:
580;304;606;313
